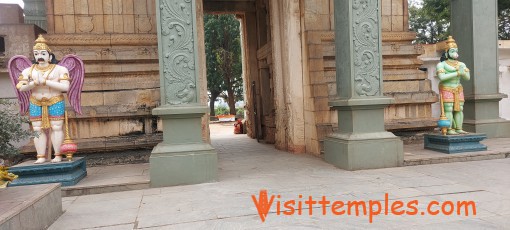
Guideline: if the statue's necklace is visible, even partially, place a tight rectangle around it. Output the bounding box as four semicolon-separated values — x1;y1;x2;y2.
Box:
34;64;53;72
445;60;459;68
32;64;56;83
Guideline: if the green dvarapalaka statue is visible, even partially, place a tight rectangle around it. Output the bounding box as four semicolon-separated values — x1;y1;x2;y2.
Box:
436;36;471;135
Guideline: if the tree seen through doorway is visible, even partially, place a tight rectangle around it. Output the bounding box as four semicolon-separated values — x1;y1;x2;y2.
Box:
204;14;243;116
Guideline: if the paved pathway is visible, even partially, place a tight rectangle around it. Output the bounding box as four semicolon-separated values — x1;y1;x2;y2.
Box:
49;123;510;229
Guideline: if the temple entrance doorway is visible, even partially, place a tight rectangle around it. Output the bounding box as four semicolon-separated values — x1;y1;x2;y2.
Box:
203;0;278;146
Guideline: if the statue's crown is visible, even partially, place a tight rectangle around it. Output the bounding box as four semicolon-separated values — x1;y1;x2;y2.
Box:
444;36;458;51
33;34;51;52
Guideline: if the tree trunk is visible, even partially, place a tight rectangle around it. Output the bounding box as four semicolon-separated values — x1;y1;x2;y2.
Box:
210;92;220;117
227;88;236;115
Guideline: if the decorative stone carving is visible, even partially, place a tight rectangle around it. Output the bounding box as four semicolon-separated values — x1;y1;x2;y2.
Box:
58;48;76;56
137;16;153;33
320;31;418;43
159;0;197;105
97;48;115;57
45;34;158;46
138;47;151;56
414;44;424;53
352;0;381;97
77;16;94;33
391;43;401;52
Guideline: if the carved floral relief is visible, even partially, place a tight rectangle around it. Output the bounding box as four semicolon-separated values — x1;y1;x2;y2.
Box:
159;0;197;105
137;16;153;33
78;16;94;33
352;0;381;97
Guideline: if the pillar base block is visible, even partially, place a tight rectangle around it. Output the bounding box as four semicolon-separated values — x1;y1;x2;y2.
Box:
324;132;403;171
150;143;217;188
464;119;510;138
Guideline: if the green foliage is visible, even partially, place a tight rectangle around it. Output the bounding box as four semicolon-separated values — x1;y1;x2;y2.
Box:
215;105;230;116
204;14;244;116
410;0;510;44
0;99;31;159
214;105;244;117
236;107;245;118
409;0;450;44
499;0;510;39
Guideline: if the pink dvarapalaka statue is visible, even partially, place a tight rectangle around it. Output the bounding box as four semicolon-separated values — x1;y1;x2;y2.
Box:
8;34;84;164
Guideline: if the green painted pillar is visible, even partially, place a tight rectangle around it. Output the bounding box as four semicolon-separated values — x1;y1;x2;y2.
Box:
324;0;403;170
151;0;217;187
451;0;510;137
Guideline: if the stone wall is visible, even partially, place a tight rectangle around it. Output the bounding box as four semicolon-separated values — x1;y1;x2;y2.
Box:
0;24;44;98
301;0;437;155
13;0;439;157
0;4;24;24
267;0;306;153
25;0;164;154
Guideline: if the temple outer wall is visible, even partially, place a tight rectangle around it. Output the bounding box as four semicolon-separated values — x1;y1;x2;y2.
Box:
300;0;435;155
0;24;44;98
0;5;46;150
30;0;165;154
268;0;306;153
499;41;510;120
9;0;438;158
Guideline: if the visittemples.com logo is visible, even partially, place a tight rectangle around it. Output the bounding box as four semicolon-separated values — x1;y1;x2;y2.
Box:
251;190;477;223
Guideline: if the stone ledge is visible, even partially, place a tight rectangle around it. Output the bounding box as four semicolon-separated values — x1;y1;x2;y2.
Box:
316;31;417;43
386;118;437;131
0;184;62;230
45;34;157;46
62;180;150;197
20;134;162;154
404;151;508;166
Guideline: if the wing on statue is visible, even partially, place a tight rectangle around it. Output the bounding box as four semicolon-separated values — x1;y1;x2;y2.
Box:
7;55;32;114
59;55;85;115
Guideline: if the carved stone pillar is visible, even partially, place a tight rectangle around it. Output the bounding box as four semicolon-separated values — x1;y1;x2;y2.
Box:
23;0;47;31
324;0;403;170
451;0;510;137
151;0;217;187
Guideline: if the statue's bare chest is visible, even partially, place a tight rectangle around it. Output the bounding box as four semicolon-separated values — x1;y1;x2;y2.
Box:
29;65;60;81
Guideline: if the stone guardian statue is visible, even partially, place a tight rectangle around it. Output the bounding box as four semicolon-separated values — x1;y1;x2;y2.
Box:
8;35;84;164
436;36;470;135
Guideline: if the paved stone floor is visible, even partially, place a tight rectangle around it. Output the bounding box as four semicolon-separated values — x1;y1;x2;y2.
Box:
49;123;510;229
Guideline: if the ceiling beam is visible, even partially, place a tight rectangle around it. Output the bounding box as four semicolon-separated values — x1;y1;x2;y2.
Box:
203;0;256;13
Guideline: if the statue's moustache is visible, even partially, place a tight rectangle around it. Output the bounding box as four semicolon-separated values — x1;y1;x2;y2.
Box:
37;58;45;62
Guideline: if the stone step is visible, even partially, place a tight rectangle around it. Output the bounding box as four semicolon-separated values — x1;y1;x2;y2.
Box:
60;163;150;197
0;184;62;230
404;150;510;166
61;179;149;197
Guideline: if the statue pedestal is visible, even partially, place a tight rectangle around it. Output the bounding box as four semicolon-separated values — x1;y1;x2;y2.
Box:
424;133;487;154
8;157;87;187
